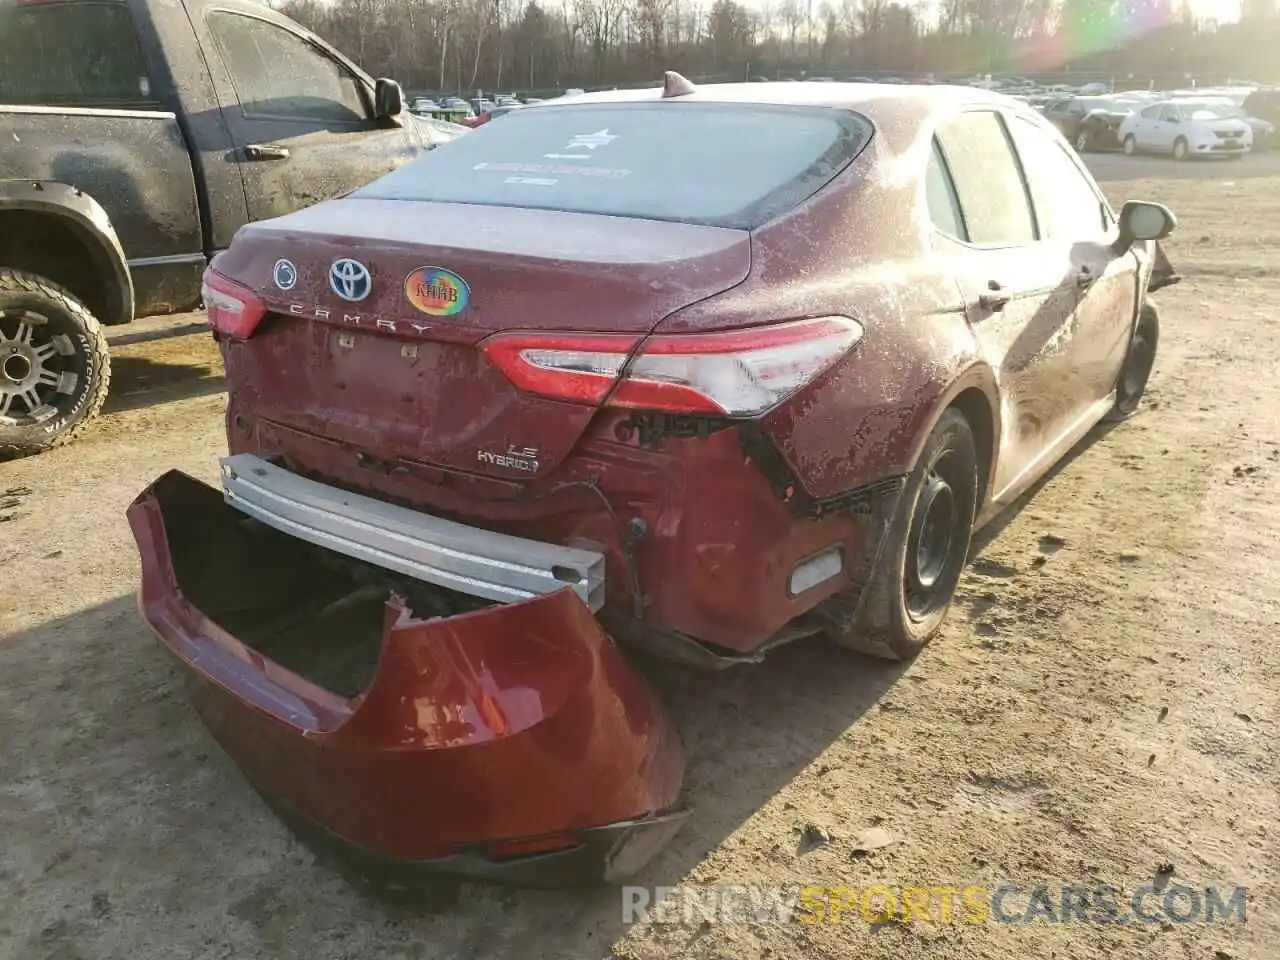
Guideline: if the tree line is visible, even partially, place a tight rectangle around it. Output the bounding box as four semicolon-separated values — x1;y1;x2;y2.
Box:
274;0;1280;95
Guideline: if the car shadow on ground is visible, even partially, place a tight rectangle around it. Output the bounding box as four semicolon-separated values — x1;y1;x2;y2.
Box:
102;354;225;415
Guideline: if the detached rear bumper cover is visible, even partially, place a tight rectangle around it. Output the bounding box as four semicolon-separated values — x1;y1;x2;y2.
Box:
127;470;686;887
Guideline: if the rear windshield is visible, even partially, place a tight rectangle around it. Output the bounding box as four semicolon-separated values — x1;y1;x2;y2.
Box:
355;102;873;229
0;2;154;107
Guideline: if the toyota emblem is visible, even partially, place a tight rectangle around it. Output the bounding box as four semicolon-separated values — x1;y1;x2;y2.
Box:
329;258;372;302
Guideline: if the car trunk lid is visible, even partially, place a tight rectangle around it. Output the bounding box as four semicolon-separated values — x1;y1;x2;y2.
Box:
211;198;751;483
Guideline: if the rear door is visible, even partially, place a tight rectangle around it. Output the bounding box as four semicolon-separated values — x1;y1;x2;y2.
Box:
928;109;1084;501
1131;104;1161;148
194;6;427;222
1154;104;1182;151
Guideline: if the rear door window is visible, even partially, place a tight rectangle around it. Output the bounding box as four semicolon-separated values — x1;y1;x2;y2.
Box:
0;1;153;107
207;12;368;124
354;102;873;229
934;111;1036;246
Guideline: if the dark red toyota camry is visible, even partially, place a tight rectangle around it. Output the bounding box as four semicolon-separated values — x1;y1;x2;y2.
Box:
129;75;1177;890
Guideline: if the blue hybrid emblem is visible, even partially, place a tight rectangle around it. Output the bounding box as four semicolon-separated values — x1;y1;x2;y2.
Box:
329;259;372;302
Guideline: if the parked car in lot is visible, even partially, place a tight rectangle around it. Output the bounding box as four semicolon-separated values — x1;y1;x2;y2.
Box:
1119;99;1254;159
129;74;1178;891
1043;95;1140;152
461;103;524;127
0;0;459;458
1242;87;1280;140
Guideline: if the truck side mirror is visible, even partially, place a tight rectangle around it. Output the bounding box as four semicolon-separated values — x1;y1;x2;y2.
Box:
374;78;405;121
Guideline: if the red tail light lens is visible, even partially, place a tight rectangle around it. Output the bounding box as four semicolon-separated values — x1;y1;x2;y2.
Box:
202;268;266;339
480;332;640;404
480;317;862;416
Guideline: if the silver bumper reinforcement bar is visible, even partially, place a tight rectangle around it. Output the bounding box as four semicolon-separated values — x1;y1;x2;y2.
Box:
219;454;607;611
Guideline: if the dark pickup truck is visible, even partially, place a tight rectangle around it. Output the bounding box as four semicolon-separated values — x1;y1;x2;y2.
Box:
0;0;461;457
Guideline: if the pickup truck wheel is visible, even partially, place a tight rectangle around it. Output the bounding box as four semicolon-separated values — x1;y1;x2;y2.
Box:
829;408;978;661
0;269;110;459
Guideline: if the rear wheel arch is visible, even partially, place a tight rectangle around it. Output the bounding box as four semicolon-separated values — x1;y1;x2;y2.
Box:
948;386;997;513
906;371;1000;517
0;185;133;327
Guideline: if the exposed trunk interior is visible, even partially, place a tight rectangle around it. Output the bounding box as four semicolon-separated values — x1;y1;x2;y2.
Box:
158;475;493;698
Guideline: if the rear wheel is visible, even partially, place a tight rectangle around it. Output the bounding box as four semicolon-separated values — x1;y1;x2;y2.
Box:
1123;134;1138;156
1173;137;1189;161
0;269;110;459
830;408;978;661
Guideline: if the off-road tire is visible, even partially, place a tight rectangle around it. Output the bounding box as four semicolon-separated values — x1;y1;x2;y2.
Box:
1106;300;1160;422
0;268;110;459
831;408;978;661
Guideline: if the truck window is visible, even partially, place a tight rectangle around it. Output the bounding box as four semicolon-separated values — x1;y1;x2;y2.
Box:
207;13;368;124
0;1;153;107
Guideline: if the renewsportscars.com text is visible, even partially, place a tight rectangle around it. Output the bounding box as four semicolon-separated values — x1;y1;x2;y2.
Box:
622;883;1248;926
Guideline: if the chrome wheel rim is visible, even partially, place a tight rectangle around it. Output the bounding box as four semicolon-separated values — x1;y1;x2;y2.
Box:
0;310;75;424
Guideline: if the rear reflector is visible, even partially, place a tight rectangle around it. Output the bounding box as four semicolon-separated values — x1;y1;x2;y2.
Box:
788;546;844;596
481;317;862;417
202;268;266;339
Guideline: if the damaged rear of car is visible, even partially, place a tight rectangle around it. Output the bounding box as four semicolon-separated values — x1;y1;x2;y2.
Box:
129;468;687;887
128;94;879;888
129;81;1175;890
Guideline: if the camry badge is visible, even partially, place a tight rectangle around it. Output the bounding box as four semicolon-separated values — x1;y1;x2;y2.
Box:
273;258;297;291
330;259;372;302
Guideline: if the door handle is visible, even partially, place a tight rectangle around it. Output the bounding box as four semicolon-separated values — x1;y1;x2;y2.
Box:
244;143;291;161
978;281;1011;312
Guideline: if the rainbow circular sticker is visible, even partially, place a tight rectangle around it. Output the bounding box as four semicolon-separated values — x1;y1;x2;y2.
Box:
405;266;470;317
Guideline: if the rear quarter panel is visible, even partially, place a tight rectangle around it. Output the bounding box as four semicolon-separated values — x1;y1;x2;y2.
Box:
657;106;996;502
0;110;201;262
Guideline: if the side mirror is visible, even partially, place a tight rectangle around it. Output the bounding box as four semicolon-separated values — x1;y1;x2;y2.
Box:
1115;200;1176;253
374;78;405;121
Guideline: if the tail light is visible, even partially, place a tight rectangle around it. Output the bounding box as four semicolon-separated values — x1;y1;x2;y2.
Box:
480;316;863;417
202;268;266;339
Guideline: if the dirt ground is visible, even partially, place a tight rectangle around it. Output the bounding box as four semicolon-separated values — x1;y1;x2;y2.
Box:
1;154;1277;960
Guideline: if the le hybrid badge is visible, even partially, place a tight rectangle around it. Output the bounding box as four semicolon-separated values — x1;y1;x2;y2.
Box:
330;259;372;302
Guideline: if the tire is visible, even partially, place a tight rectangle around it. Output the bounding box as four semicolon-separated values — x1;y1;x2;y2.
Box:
1106;300;1159;422
1076;129;1093;153
830;408;978;661
1123;134;1137;156
0;269;110;459
1173;137;1189;161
